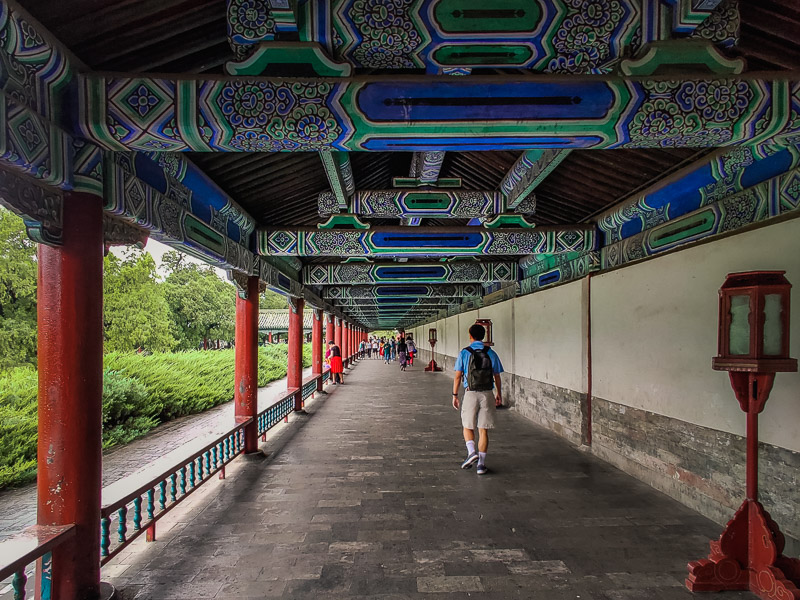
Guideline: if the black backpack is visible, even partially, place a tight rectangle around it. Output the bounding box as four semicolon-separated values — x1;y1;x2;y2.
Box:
465;347;494;391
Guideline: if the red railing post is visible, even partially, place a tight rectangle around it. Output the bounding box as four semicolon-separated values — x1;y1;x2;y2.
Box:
235;276;260;454
288;297;305;411
37;192;103;600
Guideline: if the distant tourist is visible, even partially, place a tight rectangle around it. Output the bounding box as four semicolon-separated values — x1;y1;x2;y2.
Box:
397;336;408;371
326;340;344;384
452;323;503;476
406;336;416;366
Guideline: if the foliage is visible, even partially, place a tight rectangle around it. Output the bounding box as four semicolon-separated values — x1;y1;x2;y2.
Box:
0;344;312;489
0;367;37;488
0;209;37;370
102;370;157;449
260;288;288;309
105;346;292;420
104;250;177;352
162;251;236;350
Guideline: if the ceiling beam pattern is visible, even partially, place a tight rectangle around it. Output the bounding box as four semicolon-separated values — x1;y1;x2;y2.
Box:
79;74;800;153
323;284;483;300
304;262;518;286
501;149;571;211
259;227;597;258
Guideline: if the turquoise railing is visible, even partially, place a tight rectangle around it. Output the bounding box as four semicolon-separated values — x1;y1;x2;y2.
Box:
0;525;75;600
98;371;333;565
99;423;247;564
257;389;296;437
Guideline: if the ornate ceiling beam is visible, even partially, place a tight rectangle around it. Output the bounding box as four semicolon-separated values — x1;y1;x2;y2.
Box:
323;284;483;300
318;150;354;212
260;226;596;258
410;151;446;184
500;149;571;211
78;73;799;152
304;261;518;285
333;297;461;307
321;189;503;219
291;0;726;73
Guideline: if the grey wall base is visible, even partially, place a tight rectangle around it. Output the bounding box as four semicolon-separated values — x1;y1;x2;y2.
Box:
426;348;800;553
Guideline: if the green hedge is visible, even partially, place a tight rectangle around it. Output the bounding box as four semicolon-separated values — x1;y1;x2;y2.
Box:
0;345;312;489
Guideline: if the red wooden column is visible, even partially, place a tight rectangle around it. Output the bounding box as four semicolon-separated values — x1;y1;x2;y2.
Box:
335;317;343;361
326;313;335;345
312;308;323;391
343;322;350;366
234;276;260;453
288;297;304;411
37;192;104;599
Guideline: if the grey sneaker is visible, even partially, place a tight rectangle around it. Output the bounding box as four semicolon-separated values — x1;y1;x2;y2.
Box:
461;452;479;469
476;464;488;475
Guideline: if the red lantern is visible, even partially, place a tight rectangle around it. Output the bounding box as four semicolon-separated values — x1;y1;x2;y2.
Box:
713;271;796;375
687;271;799;598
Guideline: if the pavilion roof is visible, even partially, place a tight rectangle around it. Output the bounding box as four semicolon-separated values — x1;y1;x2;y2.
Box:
258;310;313;332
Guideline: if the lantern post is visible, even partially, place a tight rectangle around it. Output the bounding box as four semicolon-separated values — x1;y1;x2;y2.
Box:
424;327;443;372
475;318;494;346
686;271;799;599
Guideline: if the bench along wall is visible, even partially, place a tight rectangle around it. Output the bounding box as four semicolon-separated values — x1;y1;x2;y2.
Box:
412;216;800;543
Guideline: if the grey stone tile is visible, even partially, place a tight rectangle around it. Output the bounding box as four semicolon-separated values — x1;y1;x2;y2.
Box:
91;360;758;600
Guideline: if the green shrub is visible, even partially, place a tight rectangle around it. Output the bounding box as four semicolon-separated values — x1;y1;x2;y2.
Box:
0;367;38;488
0;344;312;489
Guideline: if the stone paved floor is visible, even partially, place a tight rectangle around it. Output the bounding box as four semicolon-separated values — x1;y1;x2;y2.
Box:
0;367;311;541
99;358;752;600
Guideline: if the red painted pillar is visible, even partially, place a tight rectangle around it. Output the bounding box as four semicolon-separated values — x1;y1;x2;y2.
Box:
37;192;103;599
335;317;342;361
235;275;259;453
268;331;273;344
326;313;335;345
288;297;304;411
342;321;350;367
312;309;323;390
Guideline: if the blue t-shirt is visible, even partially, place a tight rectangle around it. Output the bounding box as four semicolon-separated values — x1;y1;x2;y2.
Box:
454;341;504;390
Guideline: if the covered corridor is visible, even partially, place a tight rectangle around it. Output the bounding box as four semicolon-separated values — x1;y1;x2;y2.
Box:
98;359;750;600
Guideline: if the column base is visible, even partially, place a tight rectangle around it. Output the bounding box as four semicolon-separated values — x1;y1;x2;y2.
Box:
100;581;118;600
686;499;800;599
424;360;443;372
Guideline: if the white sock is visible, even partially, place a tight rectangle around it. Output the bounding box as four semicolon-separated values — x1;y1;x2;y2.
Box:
478;452;487;466
466;440;476;455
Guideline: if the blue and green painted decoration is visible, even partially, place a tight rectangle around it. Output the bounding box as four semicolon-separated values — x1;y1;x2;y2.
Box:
261;227;597;257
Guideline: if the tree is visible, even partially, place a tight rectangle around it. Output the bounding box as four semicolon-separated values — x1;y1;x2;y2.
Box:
103;249;176;352
162;251;235;350
260;288;288;309
0;209;38;370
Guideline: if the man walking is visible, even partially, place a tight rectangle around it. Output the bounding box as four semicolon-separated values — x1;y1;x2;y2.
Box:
452;323;503;475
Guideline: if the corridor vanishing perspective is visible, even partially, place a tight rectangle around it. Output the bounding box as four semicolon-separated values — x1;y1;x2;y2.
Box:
101;361;751;600
1;0;799;599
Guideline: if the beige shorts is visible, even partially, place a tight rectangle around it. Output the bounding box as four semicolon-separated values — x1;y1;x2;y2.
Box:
461;390;496;430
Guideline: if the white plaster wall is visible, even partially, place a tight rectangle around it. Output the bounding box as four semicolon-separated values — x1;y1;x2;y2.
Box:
592;217;800;452
478;302;514;373
512;280;587;393
443;313;461;358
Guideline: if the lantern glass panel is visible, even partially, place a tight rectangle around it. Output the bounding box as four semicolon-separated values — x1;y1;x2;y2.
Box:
728;294;751;355
763;293;783;356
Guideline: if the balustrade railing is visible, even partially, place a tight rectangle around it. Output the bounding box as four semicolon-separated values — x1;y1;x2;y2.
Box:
257;390;296;437
99;423;247;564
3;366;342;589
0;525;75;600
